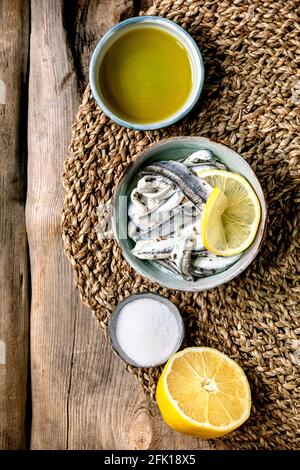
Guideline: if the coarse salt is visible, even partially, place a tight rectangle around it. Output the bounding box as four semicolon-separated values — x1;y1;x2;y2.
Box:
115;297;181;367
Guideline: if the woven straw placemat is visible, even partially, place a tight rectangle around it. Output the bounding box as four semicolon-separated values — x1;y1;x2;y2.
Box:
62;0;300;450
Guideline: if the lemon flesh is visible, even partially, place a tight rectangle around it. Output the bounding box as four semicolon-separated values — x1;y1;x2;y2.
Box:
199;170;261;256
156;347;251;439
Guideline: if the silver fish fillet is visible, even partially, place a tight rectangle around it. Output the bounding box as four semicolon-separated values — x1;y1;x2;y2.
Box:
132;235;205;260
170;237;195;280
183;151;227;173
135;202;198;241
192;253;242;276
136;175;175;200
140;161;213;206
128;148;242;282
156;259;193;282
130;176;176;214
132;239;175;260
130;189;149;213
129;190;185;228
183;150;215;166
128;221;140;241
189;162;227;174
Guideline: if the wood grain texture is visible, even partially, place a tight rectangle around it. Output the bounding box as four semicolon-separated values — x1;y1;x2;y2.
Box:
0;0;29;449
27;0;213;449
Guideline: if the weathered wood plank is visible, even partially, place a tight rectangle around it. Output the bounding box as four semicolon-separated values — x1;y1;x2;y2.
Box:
0;0;29;450
67;311;211;450
27;0;212;449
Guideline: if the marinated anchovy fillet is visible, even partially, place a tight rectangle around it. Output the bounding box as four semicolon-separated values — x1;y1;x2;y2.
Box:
192;253;242;277
132;239;175;260
183;151;227;173
189;162;227;173
128;149;241;281
141;161;213;206
183;150;216;165
170;237;194;280
135;202;198;241
136;175;175;200
129;190;184;228
156;260;193;282
132;235;206;260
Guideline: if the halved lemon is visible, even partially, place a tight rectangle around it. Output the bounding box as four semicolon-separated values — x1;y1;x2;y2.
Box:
156;347;251;439
198;170;261;256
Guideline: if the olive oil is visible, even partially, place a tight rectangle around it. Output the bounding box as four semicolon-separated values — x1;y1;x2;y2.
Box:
98;27;192;124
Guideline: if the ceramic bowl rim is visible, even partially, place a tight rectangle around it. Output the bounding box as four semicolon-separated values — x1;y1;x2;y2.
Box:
112;136;268;292
89;16;205;131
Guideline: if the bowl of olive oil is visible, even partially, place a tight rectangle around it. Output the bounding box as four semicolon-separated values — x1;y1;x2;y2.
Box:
89;16;204;130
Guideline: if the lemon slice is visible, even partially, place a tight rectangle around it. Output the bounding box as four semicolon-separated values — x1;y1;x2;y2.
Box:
156;347;251;439
198;170;261;256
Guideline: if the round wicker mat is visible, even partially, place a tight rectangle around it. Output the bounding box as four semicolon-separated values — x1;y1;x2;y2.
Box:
62;0;300;450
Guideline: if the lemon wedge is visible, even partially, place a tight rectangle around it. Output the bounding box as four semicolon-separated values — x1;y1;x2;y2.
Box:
156;347;251;439
199;170;261;256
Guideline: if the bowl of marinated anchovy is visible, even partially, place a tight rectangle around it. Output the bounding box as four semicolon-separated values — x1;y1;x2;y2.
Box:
112;136;267;292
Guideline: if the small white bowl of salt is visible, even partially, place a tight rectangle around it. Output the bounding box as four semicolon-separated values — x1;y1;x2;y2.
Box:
109;293;184;368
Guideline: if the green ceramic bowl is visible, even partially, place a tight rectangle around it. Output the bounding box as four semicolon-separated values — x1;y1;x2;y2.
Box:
112;137;267;292
89;16;204;131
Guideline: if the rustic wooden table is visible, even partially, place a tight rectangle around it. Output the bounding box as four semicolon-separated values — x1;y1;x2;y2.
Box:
0;0;218;450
